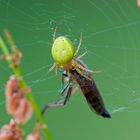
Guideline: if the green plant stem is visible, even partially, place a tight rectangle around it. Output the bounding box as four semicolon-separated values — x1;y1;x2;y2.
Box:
0;36;53;140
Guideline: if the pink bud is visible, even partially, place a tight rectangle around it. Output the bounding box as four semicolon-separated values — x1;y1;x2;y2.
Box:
0;119;21;140
137;0;140;7
5;75;33;124
26;125;42;140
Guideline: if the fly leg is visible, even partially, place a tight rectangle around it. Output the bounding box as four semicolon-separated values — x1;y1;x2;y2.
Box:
61;70;69;96
61;83;70;96
41;83;73;116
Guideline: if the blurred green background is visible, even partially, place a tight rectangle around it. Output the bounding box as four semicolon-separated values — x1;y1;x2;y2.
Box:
0;0;140;139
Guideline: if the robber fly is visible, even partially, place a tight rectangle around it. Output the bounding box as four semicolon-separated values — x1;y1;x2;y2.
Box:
41;32;111;118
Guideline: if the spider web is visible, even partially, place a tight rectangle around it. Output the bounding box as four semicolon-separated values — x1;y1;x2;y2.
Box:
0;0;140;139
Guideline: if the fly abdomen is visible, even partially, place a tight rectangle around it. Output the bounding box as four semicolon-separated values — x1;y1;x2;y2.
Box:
84;88;111;118
70;69;111;118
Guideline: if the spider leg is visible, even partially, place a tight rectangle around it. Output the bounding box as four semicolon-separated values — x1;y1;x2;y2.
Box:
75;60;93;73
41;83;73;116
74;32;83;56
53;26;58;42
75;59;102;74
77;51;87;59
75;66;92;81
61;71;69;95
48;63;56;72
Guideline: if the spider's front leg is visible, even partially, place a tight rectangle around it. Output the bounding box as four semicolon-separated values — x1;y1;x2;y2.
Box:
41;82;73;116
